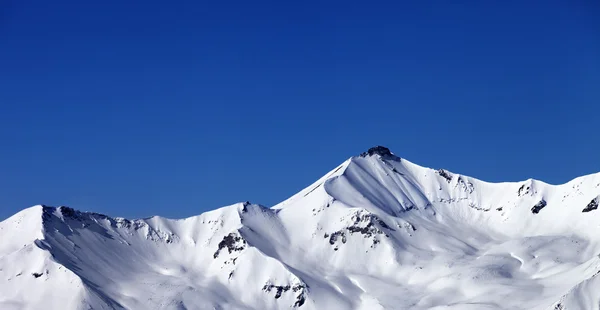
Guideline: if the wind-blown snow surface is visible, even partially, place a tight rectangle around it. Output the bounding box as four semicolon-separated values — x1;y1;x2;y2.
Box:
2;147;600;310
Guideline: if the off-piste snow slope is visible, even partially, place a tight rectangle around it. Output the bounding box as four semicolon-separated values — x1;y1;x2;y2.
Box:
2;146;600;310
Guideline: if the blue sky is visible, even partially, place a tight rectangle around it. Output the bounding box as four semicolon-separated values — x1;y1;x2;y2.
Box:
1;1;599;220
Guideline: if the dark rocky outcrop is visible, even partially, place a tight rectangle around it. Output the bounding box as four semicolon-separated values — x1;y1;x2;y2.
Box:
360;146;394;157
59;206;77;218
457;177;474;194
437;169;453;183
582;197;599;213
531;199;547;214
213;232;246;258
241;201;251;212
263;283;308;307
325;211;394;249
518;185;532;197
328;231;346;245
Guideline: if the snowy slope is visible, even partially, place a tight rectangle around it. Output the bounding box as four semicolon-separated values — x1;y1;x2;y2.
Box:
2;146;600;310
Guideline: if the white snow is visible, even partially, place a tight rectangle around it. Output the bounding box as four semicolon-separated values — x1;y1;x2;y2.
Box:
1;146;600;309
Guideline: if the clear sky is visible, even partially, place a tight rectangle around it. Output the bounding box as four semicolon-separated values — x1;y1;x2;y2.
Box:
1;1;599;220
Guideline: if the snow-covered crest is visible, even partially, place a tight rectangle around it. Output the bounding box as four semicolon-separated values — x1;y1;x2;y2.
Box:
2;146;600;309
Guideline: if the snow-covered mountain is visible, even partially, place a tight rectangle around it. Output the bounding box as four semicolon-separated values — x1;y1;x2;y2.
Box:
2;146;600;310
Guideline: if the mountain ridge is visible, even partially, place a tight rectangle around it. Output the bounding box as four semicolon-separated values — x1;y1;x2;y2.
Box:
7;145;600;224
2;146;600;309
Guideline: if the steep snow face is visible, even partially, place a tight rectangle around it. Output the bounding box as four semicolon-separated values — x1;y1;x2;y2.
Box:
2;146;600;310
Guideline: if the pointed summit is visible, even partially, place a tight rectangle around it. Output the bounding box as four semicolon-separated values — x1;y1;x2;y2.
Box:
359;145;396;158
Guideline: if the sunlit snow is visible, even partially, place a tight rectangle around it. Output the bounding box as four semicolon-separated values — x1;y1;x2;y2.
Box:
2;146;600;309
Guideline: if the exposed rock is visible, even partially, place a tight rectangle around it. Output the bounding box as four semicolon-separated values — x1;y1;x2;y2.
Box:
328;231;346;245
213;232;246;259
531;199;547;214
263;282;308;307
554;302;564;310
59;206;77;218
517;184;532;197
437;169;453;183
326;211;394;248
241;201;251;212
360;146;394;158
292;285;308;307
582;197;599;213
457;177;474;194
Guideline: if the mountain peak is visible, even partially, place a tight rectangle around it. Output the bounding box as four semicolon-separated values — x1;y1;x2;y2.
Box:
4;153;600;309
360;145;394;157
